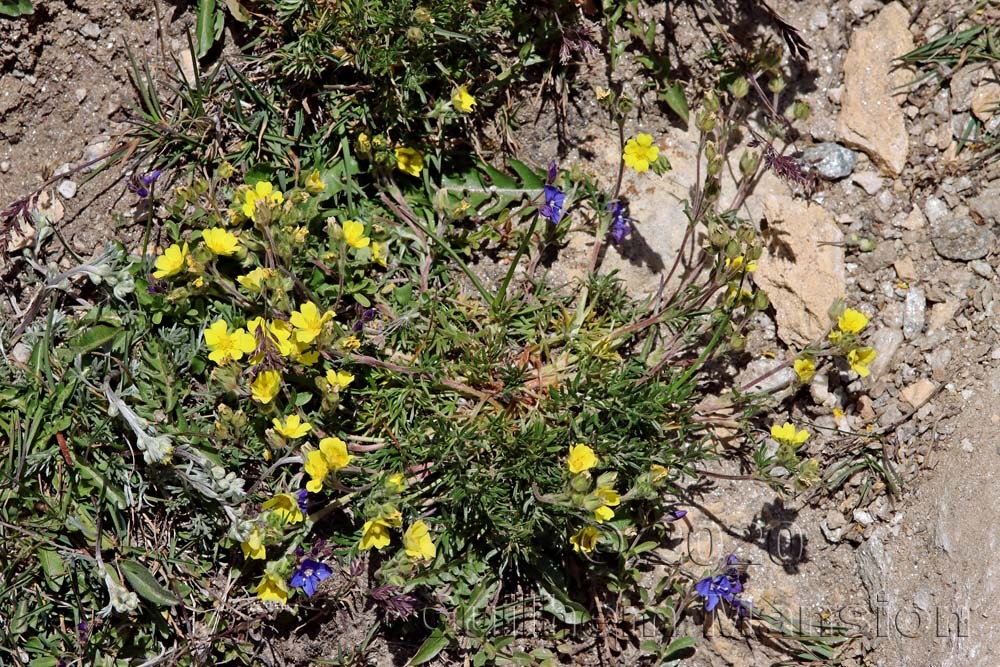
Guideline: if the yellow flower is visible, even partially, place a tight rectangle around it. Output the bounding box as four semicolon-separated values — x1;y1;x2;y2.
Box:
356;133;372;156
255;571;289;604
847;346;877;377
241;526;266;560
570;526;600;554
250;370;281;404
359;518;392;550
386;473;406;492
594;86;612;101
202;228;240;256
262;492;304;524
838;308;869;335
793;358;816;383
326;368;355;391
305;169;326;194
403;520;436;561
290;301;334;344
272;414;312;439
567;443;598;474
650;464;669;482
593;487;621;524
338;335;361;351
268;319;298;357
771;422;810;447
623;133;660;173
237;267;274;291
304;450;330;493
152;242;189;279
303;436;351;492
242;181;284;222
203;319;256;365
371;240;388;267
395;147;424;177
725;255;757;272
451;86;476;112
293;341;320;366
319;436;351;471
342;220;370;249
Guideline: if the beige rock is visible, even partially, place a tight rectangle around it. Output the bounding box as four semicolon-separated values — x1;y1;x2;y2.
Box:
577;121;789;299
900;378;936;409
972;81;1000;122
836;2;914;175
901;206;925;230
893;256;917;282
753;195;846;346
927;300;960;333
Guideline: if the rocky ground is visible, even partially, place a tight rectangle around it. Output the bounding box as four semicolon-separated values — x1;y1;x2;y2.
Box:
3;0;1000;665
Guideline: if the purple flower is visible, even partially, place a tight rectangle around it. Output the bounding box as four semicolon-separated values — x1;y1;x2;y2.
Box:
130;169;163;198
695;575;735;612
547;160;558;184
289;558;332;597
666;509;688;522
607;200;632;245
296;489;309;513
540;184;566;224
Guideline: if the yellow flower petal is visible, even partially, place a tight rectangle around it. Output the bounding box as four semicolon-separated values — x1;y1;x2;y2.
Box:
567;443;598;474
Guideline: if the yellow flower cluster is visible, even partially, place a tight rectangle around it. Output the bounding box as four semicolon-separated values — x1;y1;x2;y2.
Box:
828;307;877;377
304;436;351;492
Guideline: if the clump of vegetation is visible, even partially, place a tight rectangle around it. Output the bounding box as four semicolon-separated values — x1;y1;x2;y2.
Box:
0;1;881;665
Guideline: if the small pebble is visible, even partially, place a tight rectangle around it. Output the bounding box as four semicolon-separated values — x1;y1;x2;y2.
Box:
923;196;949;224
801;143;857;180
74;88;87;103
0;161;9;173
903;288;927;340
57;180;77;199
961;438;974;453
80;22;101;40
852;510;875;527
853;171;884;195
876;189;894;211
931;216;996;261
970;259;994;278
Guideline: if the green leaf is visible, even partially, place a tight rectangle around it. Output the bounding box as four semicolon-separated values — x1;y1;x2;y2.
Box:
0;0;33;17
223;0;248;21
660;83;689;124
538;587;591;625
76;460;127;510
68;324;120;356
508;159;543;190
121;559;180;607
195;0;219;58
409;626;449;665
662;636;696;660
38;549;66;579
482;164;518;190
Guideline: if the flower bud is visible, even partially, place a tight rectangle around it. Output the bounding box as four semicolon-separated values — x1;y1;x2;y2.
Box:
792;101;811;120
570;473;593;493
768;75;785;94
723;239;740;259
708;225;729;249
696;110;716;133
729;76;749;99
706;155;723;176
753;290;770;311
406;26;423;43
413;6;433;23
739;150;759;176
703;91;720;112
